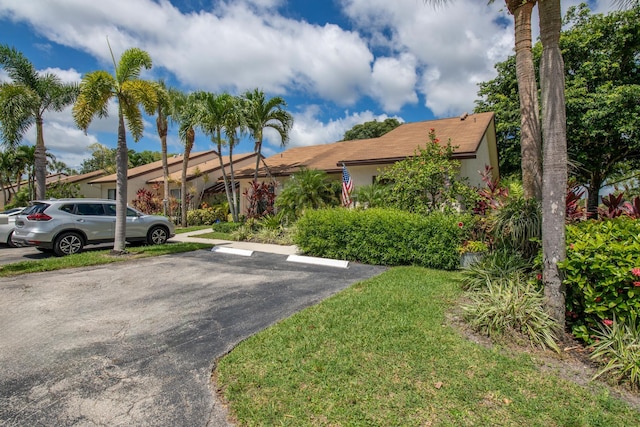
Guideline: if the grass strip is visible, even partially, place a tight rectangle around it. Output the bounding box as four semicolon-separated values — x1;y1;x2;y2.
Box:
216;266;640;426
0;242;211;277
191;231;235;240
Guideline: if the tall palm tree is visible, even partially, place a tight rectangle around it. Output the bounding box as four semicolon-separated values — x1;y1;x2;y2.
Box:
152;80;171;215
538;0;567;329
0;44;78;200
242;89;293;182
170;90;200;227
73;46;157;254
507;0;542;201
196;92;246;222
424;0;567;327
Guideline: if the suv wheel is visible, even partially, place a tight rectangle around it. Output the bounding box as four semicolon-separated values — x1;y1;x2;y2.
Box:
7;231;16;248
54;232;84;256
147;226;169;245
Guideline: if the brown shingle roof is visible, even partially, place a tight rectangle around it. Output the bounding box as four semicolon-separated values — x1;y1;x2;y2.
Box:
51;169;107;184
146;152;257;183
89;150;216;184
236;112;495;178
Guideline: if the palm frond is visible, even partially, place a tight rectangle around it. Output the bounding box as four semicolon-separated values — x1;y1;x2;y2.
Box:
73;70;116;131
116;48;152;84
0;83;38;145
120;92;145;141
0;44;39;88
121;79;158;115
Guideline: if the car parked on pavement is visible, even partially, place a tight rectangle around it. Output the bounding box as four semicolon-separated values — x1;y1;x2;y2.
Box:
11;199;175;256
0;207;25;247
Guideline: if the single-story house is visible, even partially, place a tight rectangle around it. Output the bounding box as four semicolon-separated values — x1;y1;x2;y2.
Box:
234;112;499;213
88;150;258;207
0;171;107;210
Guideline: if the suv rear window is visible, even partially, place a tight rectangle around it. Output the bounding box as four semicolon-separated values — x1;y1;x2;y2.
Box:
22;203;50;215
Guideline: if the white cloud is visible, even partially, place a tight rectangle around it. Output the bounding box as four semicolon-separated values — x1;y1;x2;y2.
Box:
39;67;82;83
286;106;401;148
370;53;418;112
22;121;99;170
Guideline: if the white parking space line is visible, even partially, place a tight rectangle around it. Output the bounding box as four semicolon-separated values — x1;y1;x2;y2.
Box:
286;254;349;269
211;246;254;257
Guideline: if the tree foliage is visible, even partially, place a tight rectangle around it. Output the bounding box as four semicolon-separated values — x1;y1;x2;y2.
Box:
475;4;640;213
342;118;401;141
377;129;476;214
274;168;339;222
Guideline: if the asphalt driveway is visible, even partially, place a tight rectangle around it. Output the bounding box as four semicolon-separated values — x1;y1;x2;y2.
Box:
0;249;386;426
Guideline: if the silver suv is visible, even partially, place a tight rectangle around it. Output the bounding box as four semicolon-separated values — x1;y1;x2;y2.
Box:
12;199;175;256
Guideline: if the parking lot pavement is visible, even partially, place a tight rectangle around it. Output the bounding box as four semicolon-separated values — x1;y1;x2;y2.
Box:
0;249;386;426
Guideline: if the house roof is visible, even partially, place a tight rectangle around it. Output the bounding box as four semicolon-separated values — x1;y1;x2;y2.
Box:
89;150;216;184
236;112;496;178
50;169;107;184
146;152;257;184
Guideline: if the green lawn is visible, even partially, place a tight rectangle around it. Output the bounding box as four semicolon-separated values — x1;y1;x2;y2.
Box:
0;242;211;277
216;267;640;426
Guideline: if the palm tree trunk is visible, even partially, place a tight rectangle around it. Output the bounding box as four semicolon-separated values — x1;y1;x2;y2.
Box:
113;111;129;254
253;137;262;182
181;128;194;227
215;132;236;222
34;117;47;200
586;172;603;219
157;113;170;216
539;0;567;330
228;138;240;222
510;0;542;201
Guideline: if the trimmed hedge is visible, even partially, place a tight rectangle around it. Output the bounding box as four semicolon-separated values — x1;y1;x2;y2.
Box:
186;207;227;226
560;217;640;342
294;208;472;270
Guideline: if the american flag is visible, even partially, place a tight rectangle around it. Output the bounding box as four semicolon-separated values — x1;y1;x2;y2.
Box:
341;163;353;207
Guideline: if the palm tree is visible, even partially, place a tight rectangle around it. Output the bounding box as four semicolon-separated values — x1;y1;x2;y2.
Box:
538;0;567;329
424;0;567;327
507;0;542;201
242;89;293;182
73;46;157;254
0;44;78;200
196;92;246;222
169;90;200;227
152;80;171;216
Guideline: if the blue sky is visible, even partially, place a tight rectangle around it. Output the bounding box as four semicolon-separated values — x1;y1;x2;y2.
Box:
0;0;613;171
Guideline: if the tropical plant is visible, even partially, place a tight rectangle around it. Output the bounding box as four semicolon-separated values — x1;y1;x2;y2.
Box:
353;182;388;208
243;181;276;219
274;168;338;222
169;90;200;227
242;88;293;182
492;196;541;260
151;80;171;215
0;44;78;200
463;275;560;351
460;248;530;292
195;92;245;222
378;128;476;214
590;314;640;389
73;45;157;254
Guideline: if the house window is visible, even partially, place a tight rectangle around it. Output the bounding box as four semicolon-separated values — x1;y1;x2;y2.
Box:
170;189;181;199
107;189;116;200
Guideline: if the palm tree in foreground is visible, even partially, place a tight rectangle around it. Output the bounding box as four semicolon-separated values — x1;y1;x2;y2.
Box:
424;0;567;328
0;44;78;200
73;46;157;254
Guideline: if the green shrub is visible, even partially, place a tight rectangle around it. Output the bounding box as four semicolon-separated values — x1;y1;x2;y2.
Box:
460;249;530;292
211;221;243;233
491;196;541;260
559;218;640;342
187;208;227;226
294;208;472;270
590;315;640;389
462;276;559;352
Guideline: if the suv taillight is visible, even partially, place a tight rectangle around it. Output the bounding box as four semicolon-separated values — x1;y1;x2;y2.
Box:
27;213;52;221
